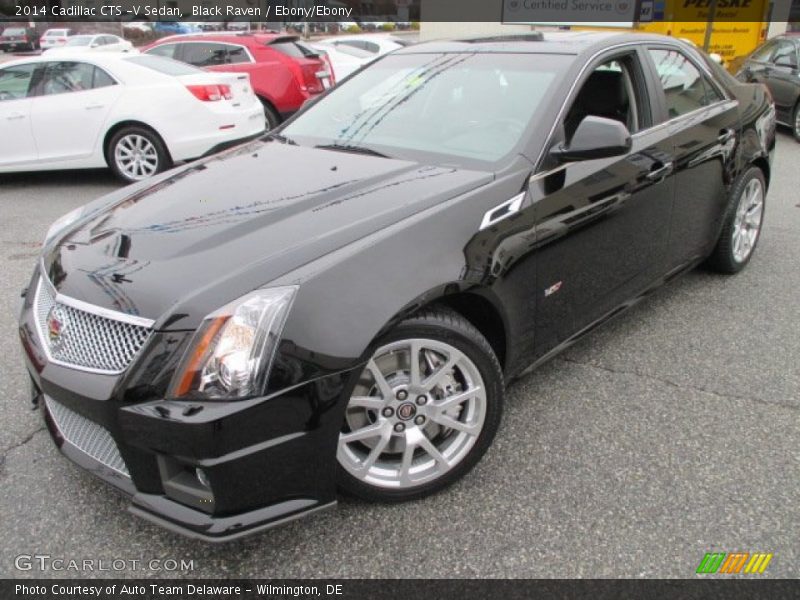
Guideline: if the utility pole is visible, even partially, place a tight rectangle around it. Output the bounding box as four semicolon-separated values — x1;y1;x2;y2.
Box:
703;0;718;53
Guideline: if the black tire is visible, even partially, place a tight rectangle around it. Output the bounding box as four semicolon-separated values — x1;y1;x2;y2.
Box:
706;166;766;274
106;125;171;184
259;100;281;131
337;306;504;503
792;102;800;143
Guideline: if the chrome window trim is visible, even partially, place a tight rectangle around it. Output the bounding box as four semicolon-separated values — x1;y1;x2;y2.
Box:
535;40;737;172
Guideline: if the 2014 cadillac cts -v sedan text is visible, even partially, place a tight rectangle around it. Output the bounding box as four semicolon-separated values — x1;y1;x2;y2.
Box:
18;33;775;541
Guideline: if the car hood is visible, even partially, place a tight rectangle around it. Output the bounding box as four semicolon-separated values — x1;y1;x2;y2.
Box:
42;140;492;329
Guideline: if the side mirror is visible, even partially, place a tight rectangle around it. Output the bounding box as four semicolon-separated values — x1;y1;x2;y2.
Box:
774;54;798;69
551;116;632;162
90;43;99;48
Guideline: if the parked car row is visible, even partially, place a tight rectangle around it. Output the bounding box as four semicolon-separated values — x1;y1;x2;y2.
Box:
142;32;334;128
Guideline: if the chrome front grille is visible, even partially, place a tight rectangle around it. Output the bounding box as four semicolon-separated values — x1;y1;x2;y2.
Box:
45;397;130;477
34;277;153;374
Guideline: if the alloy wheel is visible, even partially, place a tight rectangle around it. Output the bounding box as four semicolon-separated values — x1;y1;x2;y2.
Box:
731;177;764;263
114;134;159;181
337;338;487;490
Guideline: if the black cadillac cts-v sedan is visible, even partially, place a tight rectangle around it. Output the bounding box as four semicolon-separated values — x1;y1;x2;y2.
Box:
19;32;775;541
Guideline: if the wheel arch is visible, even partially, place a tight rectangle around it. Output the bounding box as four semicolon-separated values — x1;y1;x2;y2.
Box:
102;120;172;167
375;285;510;375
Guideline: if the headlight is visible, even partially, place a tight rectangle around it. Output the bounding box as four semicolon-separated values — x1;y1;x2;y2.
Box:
167;287;297;401
43;207;83;246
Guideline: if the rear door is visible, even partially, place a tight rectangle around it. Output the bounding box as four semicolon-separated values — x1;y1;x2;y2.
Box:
0;62;38;166
644;46;740;269
29;61;123;162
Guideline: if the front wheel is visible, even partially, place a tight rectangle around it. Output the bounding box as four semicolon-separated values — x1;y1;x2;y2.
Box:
336;308;504;502
792;103;800;143
706;166;766;274
107;126;171;184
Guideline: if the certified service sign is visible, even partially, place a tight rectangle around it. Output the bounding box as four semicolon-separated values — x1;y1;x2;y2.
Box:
502;0;640;27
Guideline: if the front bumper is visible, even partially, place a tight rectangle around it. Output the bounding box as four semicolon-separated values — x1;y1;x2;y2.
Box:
20;274;354;542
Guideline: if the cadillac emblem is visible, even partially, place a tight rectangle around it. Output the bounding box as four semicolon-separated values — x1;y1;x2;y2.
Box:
46;306;68;350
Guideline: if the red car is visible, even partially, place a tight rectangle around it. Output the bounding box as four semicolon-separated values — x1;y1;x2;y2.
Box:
144;33;332;129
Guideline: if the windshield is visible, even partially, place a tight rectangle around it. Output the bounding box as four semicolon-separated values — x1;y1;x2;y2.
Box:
3;28;25;36
282;52;566;166
66;36;94;46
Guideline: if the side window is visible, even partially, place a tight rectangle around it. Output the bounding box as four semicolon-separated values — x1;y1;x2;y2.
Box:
648;49;721;119
92;67;116;89
180;43;228;67
563;55;644;141
770;41;799;67
40;62;95;95
226;45;251;64
750;41;776;62
0;64;36;101
146;43;178;60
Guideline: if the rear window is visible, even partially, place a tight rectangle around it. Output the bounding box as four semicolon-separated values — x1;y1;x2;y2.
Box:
45;30;68;37
3;28;25;36
271;41;319;59
125;55;202;76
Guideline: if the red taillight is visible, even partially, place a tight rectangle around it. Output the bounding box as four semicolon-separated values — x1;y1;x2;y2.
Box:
186;84;232;102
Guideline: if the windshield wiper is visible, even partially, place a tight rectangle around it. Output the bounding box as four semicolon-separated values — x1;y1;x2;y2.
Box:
268;132;297;145
315;143;391;158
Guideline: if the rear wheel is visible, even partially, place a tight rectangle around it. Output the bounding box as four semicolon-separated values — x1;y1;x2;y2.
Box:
259;100;281;131
107;126;171;184
792;102;800;142
706;166;766;274
337;308;504;502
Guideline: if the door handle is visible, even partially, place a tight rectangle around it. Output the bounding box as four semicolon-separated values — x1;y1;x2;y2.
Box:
646;161;673;182
85;104;105;110
6;113;25;120
718;129;735;144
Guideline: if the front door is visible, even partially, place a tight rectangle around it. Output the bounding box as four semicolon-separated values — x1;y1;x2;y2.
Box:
531;51;677;357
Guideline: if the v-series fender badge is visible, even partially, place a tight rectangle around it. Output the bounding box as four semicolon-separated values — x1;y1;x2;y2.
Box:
544;281;563;297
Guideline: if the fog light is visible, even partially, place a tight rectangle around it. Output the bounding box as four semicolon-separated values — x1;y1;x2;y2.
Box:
196;468;210;488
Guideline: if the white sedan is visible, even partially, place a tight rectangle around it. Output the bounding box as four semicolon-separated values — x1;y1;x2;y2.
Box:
0;52;265;183
45;34;135;54
311;34;411;81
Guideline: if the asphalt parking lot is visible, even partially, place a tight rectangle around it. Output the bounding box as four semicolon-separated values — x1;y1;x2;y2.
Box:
0;134;798;579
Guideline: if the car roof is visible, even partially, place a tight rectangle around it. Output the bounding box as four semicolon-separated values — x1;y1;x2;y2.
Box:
395;31;682;56
1;51;137;69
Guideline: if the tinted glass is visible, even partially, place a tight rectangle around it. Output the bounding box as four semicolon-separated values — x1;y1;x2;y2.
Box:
271;41;319;58
180;42;229;67
145;44;178;59
226;45;251;64
93;67;116;88
41;62;96;95
648;49;719;118
0;64;36;101
750;41;776;62
283;52;566;165
2;28;26;36
771;41;798;66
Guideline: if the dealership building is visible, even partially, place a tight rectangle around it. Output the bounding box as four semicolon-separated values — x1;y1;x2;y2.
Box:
421;0;800;65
